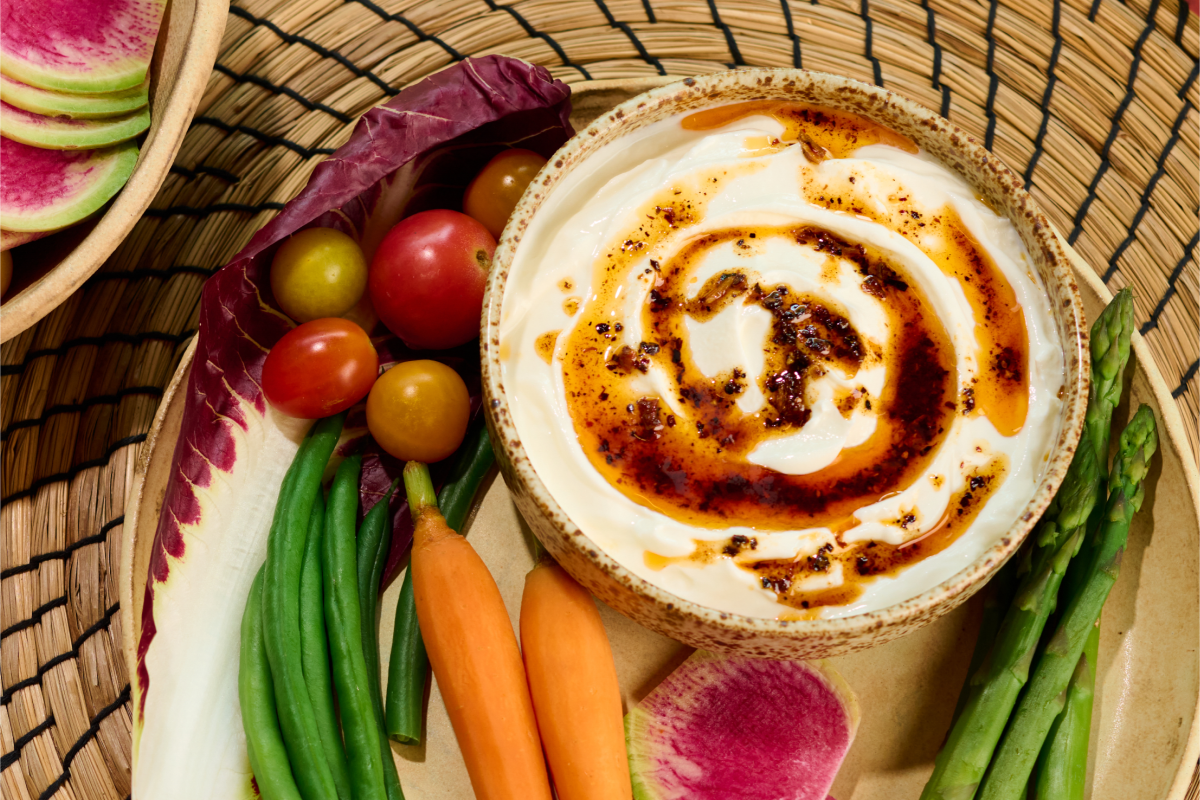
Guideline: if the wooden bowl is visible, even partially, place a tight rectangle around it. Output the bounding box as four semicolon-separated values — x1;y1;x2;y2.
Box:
482;69;1089;659
0;0;229;341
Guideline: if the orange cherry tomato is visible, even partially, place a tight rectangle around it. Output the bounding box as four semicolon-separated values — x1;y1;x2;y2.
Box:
262;318;378;418
462;148;548;239
365;360;469;463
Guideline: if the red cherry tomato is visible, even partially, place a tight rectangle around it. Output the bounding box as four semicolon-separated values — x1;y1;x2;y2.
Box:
463;148;547;239
262;318;378;418
368;209;495;350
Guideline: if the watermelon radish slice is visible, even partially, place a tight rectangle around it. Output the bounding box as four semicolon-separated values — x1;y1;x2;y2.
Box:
626;651;859;800
1;101;149;149
0;0;165;94
1;136;138;231
1;229;52;251
0;73;148;119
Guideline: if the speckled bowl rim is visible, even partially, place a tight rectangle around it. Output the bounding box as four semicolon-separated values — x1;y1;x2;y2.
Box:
482;68;1088;645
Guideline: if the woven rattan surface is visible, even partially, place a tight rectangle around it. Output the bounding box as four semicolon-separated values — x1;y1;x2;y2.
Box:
2;1;1197;798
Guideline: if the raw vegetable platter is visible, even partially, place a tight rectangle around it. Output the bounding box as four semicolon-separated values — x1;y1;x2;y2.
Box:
118;69;1199;799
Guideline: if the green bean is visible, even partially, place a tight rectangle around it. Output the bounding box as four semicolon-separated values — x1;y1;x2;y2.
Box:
357;480;399;715
240;566;301;800
385;423;495;744
262;414;345;800
356;480;405;800
325;454;387;800
300;490;351;800
384;571;427;745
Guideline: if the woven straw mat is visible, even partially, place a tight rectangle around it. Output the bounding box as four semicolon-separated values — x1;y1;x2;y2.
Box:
2;1;1197;798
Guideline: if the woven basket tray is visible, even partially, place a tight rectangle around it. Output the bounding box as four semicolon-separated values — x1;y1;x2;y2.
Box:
2;1;1196;798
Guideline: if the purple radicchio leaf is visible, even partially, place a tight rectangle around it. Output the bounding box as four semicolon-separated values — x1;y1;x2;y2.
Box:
136;55;573;717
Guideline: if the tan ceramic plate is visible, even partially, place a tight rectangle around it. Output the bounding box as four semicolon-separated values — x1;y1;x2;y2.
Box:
120;80;1198;799
0;0;229;342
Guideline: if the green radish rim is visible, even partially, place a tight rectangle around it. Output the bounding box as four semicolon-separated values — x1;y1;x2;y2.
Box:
0;140;139;232
1;58;150;95
1;101;149;149
0;73;148;119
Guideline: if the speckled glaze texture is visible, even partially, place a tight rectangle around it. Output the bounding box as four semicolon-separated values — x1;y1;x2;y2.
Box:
482;69;1088;659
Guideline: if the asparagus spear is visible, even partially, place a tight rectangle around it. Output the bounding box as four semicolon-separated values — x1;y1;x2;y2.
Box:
1033;621;1098;800
1083;288;1134;474
948;552;1021;729
978;405;1157;800
1032;288;1135;794
921;292;1135;800
919;434;1100;800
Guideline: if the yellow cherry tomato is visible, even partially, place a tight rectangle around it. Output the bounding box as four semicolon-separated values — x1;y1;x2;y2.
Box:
270;228;367;323
1;250;12;299
366;360;470;463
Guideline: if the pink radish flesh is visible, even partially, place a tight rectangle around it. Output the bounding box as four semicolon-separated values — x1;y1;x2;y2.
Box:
626;652;857;800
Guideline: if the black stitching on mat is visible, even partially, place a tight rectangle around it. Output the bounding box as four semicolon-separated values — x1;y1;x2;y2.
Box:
213;63;353;123
592;0;667;74
1103;98;1193;281
2;388;164;441
345;0;465;61
641;0;657;23
1;604;122;705
34;685;132;800
706;0;746;66
481;0;592;79
89;265;216;282
2;434;149;506
859;0;883;86
1;716;55;769
1180;56;1200;101
1177;0;1190;47
920;0;951;117
1088;0;1102;22
0;519;125;582
1173;360;1198;398
226;6;399;96
1140;230;1198;335
983;0;1000;151
780;0;803;68
0;597;68;640
192;116;337;158
144;201;287;218
169;164;241;183
1024;0;1063;187
1067;0;1161;245
1;330;195;377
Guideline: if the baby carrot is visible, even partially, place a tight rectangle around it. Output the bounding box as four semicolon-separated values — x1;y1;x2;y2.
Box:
520;558;632;800
403;461;552;800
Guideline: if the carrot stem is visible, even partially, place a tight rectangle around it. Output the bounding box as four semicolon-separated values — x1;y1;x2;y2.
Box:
402;461;437;515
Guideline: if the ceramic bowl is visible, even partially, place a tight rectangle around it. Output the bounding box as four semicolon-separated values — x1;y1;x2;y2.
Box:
0;0;229;342
481;68;1089;658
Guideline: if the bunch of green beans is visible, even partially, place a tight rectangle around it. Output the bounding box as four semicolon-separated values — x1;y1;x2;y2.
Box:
238;416;495;797
238;414;407;800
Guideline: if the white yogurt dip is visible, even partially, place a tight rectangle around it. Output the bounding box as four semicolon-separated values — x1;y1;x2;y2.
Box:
499;101;1063;619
